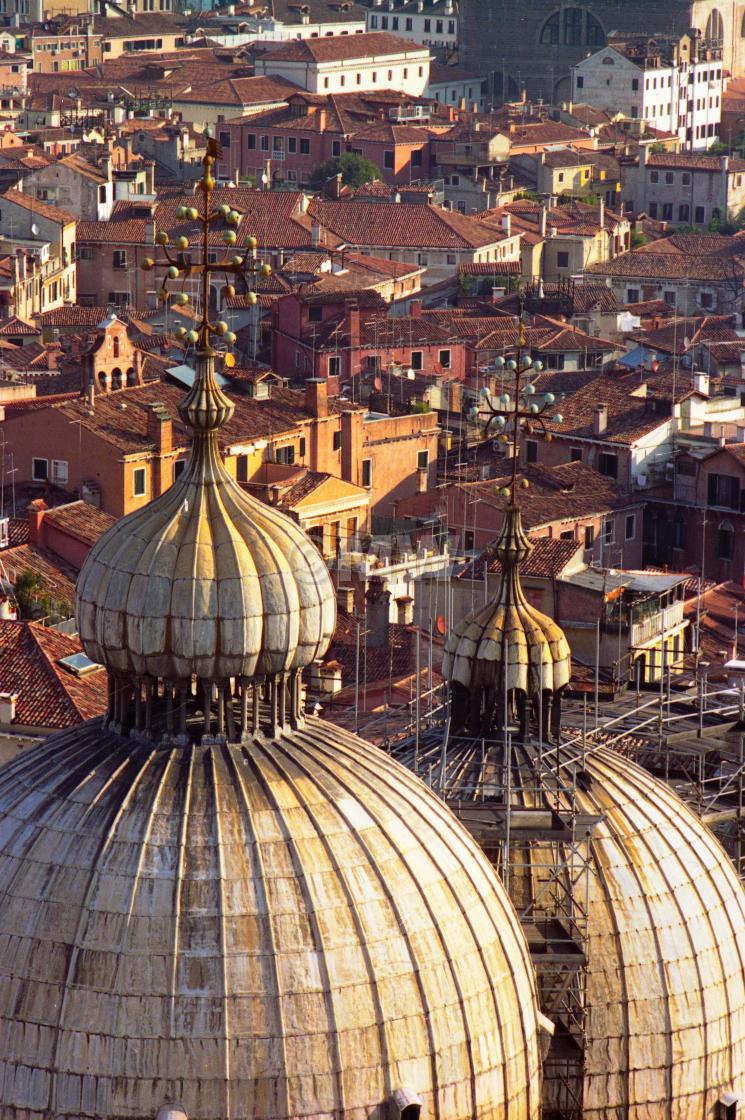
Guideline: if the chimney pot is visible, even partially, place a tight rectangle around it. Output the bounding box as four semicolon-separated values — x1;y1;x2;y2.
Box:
395;595;414;625
593;403;608;436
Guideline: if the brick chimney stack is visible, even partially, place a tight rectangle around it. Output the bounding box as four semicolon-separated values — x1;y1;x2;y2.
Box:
365;576;390;647
305;377;328;418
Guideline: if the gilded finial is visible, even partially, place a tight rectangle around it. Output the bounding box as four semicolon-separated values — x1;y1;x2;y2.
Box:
142;136;268;433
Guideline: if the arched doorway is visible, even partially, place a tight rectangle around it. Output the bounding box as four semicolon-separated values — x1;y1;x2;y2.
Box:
110;367;123;391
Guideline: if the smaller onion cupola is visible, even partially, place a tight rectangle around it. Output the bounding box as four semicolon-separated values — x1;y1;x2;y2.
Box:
76;137;336;745
443;327;571;739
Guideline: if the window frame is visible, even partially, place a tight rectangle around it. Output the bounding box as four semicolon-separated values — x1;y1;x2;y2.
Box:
32;456;48;481
133;466;147;497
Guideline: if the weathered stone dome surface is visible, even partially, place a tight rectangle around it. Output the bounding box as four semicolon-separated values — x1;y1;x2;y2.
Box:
444;507;571;696
0;719;543;1120
76;362;335;684
579;749;745;1117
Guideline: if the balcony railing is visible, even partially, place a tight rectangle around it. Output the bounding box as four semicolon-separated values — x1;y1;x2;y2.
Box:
630;600;685;647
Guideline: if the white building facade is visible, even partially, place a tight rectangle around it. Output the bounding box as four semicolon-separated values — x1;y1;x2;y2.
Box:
571;42;722;151
367;0;457;55
256;31;431;96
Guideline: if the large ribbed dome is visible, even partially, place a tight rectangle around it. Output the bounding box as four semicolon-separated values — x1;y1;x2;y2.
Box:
76;361;335;684
579;748;745;1116
0;719;542;1120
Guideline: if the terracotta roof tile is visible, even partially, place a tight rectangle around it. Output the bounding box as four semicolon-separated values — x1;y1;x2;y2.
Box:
459;535;581;580
260;31;427;63
0;620;107;729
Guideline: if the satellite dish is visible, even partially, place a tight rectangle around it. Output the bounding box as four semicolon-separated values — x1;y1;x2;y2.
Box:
436;615;448;636
373;375;382;391
406;368;415;380
30;223;38;236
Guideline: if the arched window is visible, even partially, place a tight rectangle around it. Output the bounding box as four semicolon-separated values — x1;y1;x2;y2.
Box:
112;336;120;359
111;367;122;391
539;8;605;48
705;8;724;44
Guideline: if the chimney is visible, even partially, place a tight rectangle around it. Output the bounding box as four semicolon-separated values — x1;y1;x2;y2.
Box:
86;376;95;410
501;212;511;236
305;376;328;418
593;403;608;436
598;197;605;227
145;217;155;245
395;595;414;625
346;303;360;349
147;403;172;455
336;585;355;612
318;108;327;130
365;576;390;647
693;371;710;397
540;205;547;238
410;298;422;318
311;221;321;247
27;498;48;546
639;143;648;168
0;692;17;725
721;154;730;174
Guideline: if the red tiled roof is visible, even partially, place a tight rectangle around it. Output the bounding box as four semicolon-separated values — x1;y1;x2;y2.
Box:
1;187;76;225
260;31;427;63
43;499;115;547
308;198;504;250
459;535;581;580
0;620;107;729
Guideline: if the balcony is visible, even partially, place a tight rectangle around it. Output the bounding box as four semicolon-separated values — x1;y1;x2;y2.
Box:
630;599;685;647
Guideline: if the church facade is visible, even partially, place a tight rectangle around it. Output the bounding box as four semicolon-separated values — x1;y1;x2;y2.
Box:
460;0;742;103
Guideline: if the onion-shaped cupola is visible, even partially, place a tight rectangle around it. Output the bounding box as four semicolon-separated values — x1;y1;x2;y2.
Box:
444;333;571;738
444;503;571;737
76;141;335;743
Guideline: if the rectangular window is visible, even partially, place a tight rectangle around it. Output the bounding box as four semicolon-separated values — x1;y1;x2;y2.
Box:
300;138;310;155
51;459;68;484
133;466;146;497
275;445;295;465
32;456;48;481
78;245;92;260
665;172;674;185
526;440;538;463
328;354;341;377
424;17;430;30
362;458;372;487
584;525;594;549
570;447;583;462
650;171;659;183
661;202;673;221
332;140;341;157
557;251;569;268
598;452;618;478
625;513;636;540
113;249;126;269
417;449;429;471
247;133;256;149
717;525;734;560
603;519;614;545
174;459;186;480
576;74;584;88
260;135;269;151
663;290;676;306
695;205;705;223
236;454;248;482
384;150;394;169
405;16;412;29
308;305;322;323
333;429;342;451
626;288;640;303
219;131;230;148
699;291;714;309
299;437;306;457
411;350;423;370
439;349;451;368
288;137;296;153
678;204;690;223
631;77;639;91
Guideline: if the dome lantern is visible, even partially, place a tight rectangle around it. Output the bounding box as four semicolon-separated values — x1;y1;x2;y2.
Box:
444;325;570;738
76;139;336;744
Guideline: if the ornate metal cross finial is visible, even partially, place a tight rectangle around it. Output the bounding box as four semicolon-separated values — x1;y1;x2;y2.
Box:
141;135;271;355
470;306;565;500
